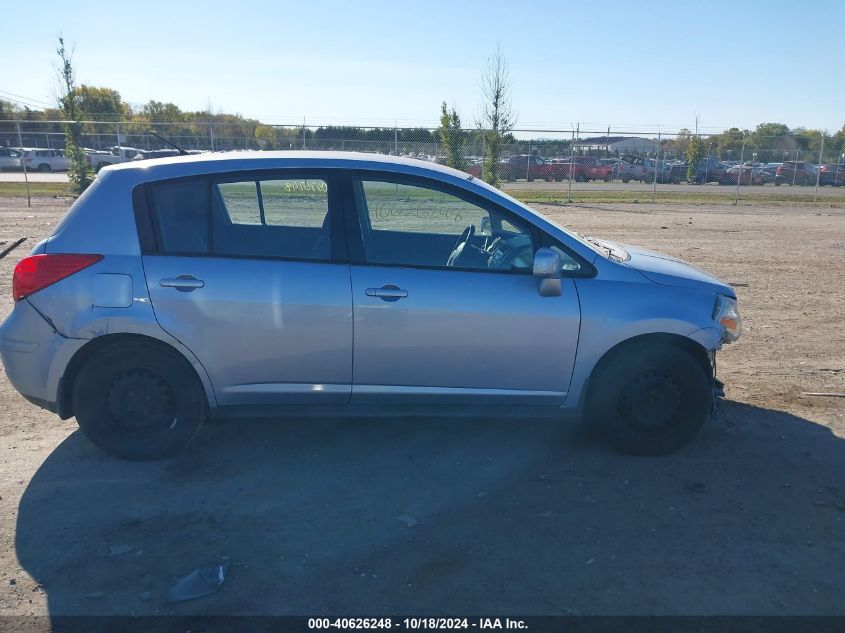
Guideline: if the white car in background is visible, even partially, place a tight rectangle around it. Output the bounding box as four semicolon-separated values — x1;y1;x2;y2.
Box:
0;147;22;171
20;149;70;173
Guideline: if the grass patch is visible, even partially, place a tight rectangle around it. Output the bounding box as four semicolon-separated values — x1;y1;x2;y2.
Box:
508;189;845;207
0;182;75;198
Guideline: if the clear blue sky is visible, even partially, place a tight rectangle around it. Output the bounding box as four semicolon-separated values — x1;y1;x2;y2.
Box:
2;0;843;133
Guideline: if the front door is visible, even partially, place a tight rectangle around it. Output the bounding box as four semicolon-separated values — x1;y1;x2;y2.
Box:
140;170;352;406
345;175;582;405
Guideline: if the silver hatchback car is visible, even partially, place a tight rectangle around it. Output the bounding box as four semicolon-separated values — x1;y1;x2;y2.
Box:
1;152;740;459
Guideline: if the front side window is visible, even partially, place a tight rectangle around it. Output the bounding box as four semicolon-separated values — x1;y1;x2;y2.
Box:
354;179;535;273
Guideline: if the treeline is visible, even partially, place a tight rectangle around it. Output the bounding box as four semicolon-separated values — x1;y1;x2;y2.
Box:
1;86;843;162
661;123;845;162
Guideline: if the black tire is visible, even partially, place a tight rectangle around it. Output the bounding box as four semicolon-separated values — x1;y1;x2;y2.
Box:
72;341;207;460
587;343;711;455
38;163;52;173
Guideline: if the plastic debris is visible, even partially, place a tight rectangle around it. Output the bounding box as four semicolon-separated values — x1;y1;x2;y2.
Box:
535;511;553;518
84;592;104;599
395;514;418;528
166;563;226;603
139;591;152;602
108;544;134;556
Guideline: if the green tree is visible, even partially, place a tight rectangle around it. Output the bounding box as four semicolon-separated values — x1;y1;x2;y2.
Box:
437;102;466;170
477;44;515;187
56;36;93;193
685;135;705;182
74;85;128;121
711;127;747;160
254;124;279;149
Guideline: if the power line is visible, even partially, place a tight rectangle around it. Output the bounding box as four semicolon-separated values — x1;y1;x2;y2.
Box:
0;89;54;108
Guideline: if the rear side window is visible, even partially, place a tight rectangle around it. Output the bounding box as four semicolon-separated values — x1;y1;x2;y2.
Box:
148;178;210;254
143;173;334;261
212;177;331;260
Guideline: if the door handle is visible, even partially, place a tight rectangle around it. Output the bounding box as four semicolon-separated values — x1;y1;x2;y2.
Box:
365;285;408;301
160;276;204;291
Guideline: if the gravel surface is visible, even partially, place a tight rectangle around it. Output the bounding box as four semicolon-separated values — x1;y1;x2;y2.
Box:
0;197;843;617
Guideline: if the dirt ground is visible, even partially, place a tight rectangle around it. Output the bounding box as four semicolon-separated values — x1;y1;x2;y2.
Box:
0;196;843;619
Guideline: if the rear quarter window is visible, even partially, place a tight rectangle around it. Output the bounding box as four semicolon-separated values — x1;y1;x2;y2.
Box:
147;178;210;254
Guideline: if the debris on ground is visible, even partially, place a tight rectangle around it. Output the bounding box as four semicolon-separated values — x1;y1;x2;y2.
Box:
0;237;27;260
395;514;418;528
166;563;227;603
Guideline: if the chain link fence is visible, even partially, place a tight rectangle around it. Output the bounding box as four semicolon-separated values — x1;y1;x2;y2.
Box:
2;118;843;192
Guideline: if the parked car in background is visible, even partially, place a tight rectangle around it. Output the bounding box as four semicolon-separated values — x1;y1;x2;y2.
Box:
86;146;143;172
762;163;782;180
599;158;621;179
775;161;815;186
546;157;588;182
133;149;183;161
818;164;844;187
692;157;728;184
20;149;70;173
719;164;765;186
665;160;687;183
572;156;613;182
617;156;651;182
0;152;739;459
0;147;22;171
499;154;554;182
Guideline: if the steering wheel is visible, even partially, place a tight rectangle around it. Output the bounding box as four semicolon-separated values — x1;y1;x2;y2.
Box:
446;225;475;267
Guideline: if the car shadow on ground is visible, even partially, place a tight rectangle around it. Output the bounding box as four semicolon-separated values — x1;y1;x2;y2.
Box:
14;400;845;617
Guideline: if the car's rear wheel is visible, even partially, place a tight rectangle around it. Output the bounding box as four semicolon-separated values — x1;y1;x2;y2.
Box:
38;164;52;173
72;341;206;460
588;343;711;455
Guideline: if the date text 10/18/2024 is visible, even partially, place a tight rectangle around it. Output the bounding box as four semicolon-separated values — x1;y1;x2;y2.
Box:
308;618;528;630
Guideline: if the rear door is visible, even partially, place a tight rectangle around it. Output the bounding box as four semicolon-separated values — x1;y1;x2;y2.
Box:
139;170;353;406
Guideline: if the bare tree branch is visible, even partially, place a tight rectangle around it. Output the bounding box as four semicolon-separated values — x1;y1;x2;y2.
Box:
477;44;516;186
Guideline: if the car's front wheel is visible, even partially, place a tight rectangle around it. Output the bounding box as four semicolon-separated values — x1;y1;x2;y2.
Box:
588;343;711;455
72;341;207;460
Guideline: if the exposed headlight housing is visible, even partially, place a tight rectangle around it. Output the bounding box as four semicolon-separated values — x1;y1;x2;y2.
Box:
713;294;741;343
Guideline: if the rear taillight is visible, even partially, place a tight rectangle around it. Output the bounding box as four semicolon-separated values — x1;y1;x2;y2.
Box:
12;254;103;301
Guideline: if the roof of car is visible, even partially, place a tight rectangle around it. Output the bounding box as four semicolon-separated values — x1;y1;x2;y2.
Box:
103;150;472;181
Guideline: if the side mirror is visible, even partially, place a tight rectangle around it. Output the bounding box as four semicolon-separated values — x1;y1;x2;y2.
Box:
533;247;562;297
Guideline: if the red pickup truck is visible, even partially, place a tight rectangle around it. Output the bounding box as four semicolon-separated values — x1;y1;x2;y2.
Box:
500;155;555;181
